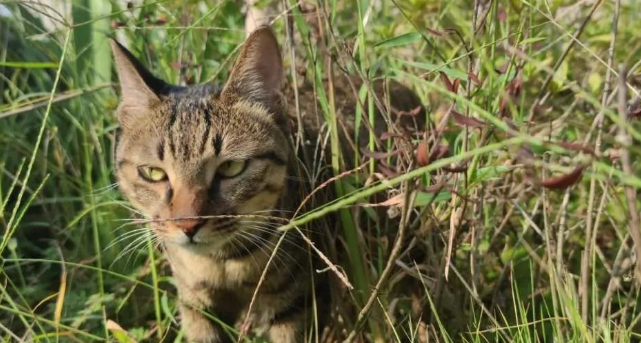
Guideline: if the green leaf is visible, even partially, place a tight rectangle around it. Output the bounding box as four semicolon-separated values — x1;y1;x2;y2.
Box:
589;33;613;43
550;60;569;92
161;292;176;323
414;191;452;206
0;61;58;69
111;330;134;343
589;72;602;94
519;37;547;45
90;0;112;86
374;32;421;49
72;0;93;77
106;320;138;343
7;238;17;251
470;165;513;186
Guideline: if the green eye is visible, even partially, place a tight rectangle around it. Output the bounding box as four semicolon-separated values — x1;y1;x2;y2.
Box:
217;160;246;178
138;166;167;182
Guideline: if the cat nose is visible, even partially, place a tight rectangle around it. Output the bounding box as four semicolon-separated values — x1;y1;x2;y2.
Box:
175;219;205;238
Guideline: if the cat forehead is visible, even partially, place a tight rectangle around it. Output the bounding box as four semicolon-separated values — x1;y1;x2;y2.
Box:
161;87;276;131
125;86;279;160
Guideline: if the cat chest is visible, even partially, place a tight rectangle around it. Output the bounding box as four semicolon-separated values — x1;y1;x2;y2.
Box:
167;247;269;290
174;258;268;311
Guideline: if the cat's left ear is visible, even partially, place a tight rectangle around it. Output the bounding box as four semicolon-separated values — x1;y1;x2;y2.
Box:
110;39;167;109
221;26;283;109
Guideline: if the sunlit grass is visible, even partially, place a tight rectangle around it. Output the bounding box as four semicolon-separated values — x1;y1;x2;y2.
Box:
1;0;641;342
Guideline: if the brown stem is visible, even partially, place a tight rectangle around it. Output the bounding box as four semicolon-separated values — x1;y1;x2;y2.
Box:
617;65;641;286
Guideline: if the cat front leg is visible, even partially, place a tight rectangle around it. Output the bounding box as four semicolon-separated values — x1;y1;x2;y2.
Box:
179;304;225;343
180;304;233;343
266;316;304;343
259;292;311;343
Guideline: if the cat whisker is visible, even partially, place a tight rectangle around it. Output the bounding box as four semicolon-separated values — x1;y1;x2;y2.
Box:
239;220;319;237
113;231;155;266
228;235;265;271
235;230;292;271
241;219;326;236
130;214;289;225
241;224;325;261
122;246;148;268
123;234;159;268
113;202;147;217
284;175;310;183
236;230;305;279
92;182;120;195
105;227;154;251
150;235;164;249
109;219;149;233
112;217;152;224
116;232;151;258
111;226;151;239
239;220;280;228
251;209;294;215
243;231;307;258
238;227;302;261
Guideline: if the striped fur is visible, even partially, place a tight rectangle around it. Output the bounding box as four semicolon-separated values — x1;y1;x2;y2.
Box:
112;24;423;343
111;28;321;343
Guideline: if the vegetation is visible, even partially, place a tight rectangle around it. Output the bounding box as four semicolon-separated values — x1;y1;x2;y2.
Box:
1;0;641;342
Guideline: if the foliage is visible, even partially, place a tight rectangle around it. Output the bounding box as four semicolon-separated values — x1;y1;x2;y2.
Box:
1;0;641;342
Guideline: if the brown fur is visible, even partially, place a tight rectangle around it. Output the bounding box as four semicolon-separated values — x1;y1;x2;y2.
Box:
112;27;316;343
111;26;422;343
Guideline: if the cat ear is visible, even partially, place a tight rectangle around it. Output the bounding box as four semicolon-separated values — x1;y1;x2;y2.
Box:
222;26;283;108
110;39;167;110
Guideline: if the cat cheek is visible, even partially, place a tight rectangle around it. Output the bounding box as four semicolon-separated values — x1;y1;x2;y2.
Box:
118;184;147;211
264;165;287;189
238;190;281;214
123;184;165;216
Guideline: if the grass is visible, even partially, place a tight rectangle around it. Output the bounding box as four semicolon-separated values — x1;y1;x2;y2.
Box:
1;0;641;342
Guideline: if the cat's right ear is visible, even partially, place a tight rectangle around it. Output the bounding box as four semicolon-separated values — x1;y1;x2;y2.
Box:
110;40;167;122
221;26;283;110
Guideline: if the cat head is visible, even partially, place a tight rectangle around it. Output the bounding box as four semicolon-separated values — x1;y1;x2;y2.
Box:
111;27;289;252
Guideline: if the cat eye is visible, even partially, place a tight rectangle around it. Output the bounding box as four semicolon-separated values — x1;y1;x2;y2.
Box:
217;160;247;178
138;166;168;182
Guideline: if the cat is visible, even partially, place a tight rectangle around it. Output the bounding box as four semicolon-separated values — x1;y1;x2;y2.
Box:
110;26;423;343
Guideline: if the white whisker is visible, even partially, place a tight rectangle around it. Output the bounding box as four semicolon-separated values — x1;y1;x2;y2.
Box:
236;230;290;271
237;228;303;271
92;182;120;195
104;227;153;251
113;231;154;266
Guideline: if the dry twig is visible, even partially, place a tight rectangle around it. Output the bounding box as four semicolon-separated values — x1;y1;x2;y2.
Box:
343;180;415;343
617;65;641;285
582;0;620;322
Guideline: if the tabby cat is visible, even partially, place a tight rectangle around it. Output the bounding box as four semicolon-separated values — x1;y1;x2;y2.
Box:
111;27;324;343
111;26;422;343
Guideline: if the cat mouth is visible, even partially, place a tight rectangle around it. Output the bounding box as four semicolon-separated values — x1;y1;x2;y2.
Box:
149;219;240;246
183;222;239;245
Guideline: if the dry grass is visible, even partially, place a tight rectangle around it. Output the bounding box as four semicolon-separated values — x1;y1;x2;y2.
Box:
1;0;641;342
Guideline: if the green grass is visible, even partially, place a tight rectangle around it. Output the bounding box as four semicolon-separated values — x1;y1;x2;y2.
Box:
1;0;641;342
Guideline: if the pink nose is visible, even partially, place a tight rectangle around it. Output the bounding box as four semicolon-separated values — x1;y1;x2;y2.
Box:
175;219;205;238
